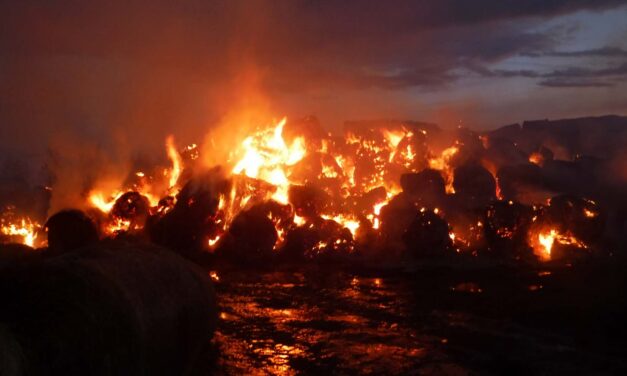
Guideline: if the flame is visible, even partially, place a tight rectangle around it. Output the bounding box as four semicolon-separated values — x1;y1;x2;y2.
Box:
533;228;588;261
528;152;543;165
209;271;220;282
232;117;305;204
106;218;132;234
293;215;306;226
208;235;221;248
166;135;183;190
537;229;557;261
428;145;459;194
321;214;360;236
89;190;124;213
583;208;597;218
1;218;40;247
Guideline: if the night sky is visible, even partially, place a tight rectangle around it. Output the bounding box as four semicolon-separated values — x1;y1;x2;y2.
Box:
1;0;626;161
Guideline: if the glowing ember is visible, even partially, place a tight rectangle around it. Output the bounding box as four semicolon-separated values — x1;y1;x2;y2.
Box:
528;152;543;165
583;208;597;218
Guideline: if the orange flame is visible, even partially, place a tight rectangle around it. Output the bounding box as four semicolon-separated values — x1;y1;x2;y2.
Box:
428;144;459;194
166;135;183;190
232;117;305;204
1;218;40;247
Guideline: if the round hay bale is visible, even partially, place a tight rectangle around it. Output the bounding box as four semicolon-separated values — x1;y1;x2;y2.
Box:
44;210;99;255
0;241;217;375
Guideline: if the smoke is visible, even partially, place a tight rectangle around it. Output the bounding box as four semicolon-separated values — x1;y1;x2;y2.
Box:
46;131;131;215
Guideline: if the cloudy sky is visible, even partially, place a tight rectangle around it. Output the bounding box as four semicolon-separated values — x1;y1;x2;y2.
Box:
1;0;626;157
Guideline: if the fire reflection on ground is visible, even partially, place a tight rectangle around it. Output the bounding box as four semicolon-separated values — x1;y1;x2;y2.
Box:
212;271;452;375
209;267;627;375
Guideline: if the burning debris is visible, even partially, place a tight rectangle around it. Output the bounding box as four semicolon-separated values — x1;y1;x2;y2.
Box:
1;116;625;265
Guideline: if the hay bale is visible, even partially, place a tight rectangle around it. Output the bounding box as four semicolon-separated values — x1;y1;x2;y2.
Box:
453;163;497;208
400;169;446;207
0;241;217;375
45;210;99;255
402;210;452;257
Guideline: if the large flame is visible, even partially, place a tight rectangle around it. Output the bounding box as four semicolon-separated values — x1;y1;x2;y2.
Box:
231;117;305;204
166;135;183;190
1;218;40;247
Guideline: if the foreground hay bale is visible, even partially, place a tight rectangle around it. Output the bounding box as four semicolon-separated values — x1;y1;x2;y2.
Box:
44;209;99;255
0;241;218;375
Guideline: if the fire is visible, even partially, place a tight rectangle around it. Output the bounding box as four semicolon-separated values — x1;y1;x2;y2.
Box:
528;152;543;165
0;113;605;263
533;228;588;261
166;135;183;190
231;117;305;204
583;208;597;218
1;218;40;247
208;235;221;248
428;144;459;194
106;218;132;234
536;229;557;261
89;191;124;213
321;214;360;236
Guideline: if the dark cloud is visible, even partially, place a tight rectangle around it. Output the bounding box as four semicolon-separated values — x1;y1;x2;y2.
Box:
0;0;626;157
523;46;627;57
538;79;614;87
496;62;627;79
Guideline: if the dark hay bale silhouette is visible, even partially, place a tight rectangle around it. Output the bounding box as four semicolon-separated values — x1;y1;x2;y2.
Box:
0;241;217;375
44;210;99;255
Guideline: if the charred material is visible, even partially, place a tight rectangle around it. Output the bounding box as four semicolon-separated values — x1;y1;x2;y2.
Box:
402;209;452;257
484;201;534;258
400;169;446;207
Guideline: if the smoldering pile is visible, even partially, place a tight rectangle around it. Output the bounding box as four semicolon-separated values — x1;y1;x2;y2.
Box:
2;115;626;267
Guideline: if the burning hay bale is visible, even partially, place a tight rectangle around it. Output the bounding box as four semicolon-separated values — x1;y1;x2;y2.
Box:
282;216;356;262
148;170;229;254
218;200;293;263
0;242;218;375
526;195;604;262
379;194;419;252
452;163;497;209
545;195;604;243
482;136;528;169
497;164;548;204
400;169;446;207
288;184;330;218
2;115;623;267
110;191;151;231
484;200;534;259
402;209;452;257
45;209;99;255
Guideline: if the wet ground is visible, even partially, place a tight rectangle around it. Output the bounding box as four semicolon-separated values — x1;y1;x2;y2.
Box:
208;262;627;375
